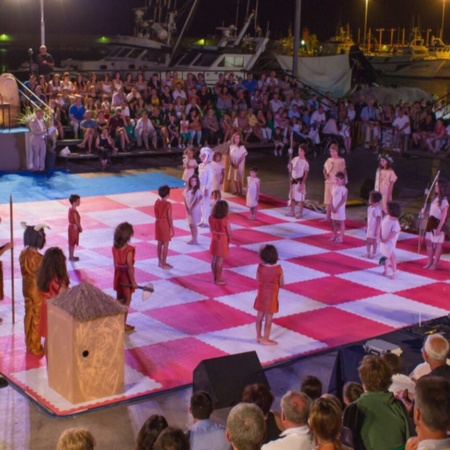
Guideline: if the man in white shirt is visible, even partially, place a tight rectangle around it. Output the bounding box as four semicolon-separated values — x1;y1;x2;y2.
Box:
405;376;450;450
392;108;411;152
262;391;313;450
29;108;47;171
226;403;265;450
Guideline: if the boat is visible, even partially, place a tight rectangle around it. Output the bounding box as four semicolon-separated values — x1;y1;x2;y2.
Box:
169;12;269;85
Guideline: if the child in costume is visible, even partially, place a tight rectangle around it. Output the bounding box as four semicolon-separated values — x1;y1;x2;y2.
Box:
246;166;260;220
287;144;309;218
19;222;49;355
198;147;214;227
211;151;225;201
68;194;83;261
155;185;174;269
380;201;401;279
254;244;284;346
36;247;70;353
374;153;397;213
184;175;202;245
181;146;198;185
330;172;348;243
112;222;137;332
364;191;383;259
209;200;232;285
228;133;248;196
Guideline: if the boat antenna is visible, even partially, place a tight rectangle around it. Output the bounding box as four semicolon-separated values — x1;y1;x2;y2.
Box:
235;0;240;29
254;0;259;32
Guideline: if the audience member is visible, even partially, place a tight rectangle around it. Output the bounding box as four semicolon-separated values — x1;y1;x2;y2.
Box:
382;353;416;398
405;376;450;450
136;415;168;450
342;382;363;406
262;391;313;450
56;428;95;450
188;391;230;450
242;383;283;444
300;375;322;401
226;403;266;450
343;355;410;450
154;427;190;450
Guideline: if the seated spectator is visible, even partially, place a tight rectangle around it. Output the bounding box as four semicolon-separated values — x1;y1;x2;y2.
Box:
405;376;450;450
310;396;352;450
154;427;190;450
111;87;127;108
172;82;187;104
61;72;74;93
198;85;213;112
189;110;202;146
136;414;168;450
343;355;410;450
256;110;272;142
226;403;266;450
233;110;251;142
135;111;158;150
109;107;131;151
188;391;230;450
426;118;446;153
202;108;220;146
300;375;322;401
342;382;363;406
77;110;97;153
69;95;86;138
216;87;233;116
56;428;95;450
242;383;283;444
261;391;313;450
246;109;263;142
412;113;435;149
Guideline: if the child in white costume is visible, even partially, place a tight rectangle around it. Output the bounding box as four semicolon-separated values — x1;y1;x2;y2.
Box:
246;166;261;220
211;151;225;201
184;174;202;244
181;147;198;185
380;201;401;279
330;172;348;243
198;147;214;227
287;144;309;218
364;191;383;259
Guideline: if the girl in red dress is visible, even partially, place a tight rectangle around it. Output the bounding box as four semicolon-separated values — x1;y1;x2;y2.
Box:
68;194;83;261
155;185;174;269
209;200;232;285
254;244;284;346
112;222;137;332
37;247;70;355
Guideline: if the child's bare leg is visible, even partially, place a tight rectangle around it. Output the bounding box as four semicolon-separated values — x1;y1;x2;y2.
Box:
188;224;198;244
256;311;264;342
157;241;163;266
161;242;172;268
371;239;378;257
325;204;331;221
215;256;226;285
69;245;79;261
390;253;398;279
336;221;345;242
236;181;243;196
297;201;304;218
262;313;277;345
211;256;217;281
424;241;434;269
330;221;337;241
123;293;135;331
364;239;372;257
430;243;443;270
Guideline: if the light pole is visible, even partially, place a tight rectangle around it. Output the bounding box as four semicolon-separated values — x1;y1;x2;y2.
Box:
40;0;45;46
363;0;369;48
441;0;446;40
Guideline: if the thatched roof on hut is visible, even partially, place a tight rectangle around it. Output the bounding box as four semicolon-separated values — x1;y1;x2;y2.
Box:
49;281;127;322
213;140;232;155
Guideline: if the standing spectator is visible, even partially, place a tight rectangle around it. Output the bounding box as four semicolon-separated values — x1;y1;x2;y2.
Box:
36;45;54;78
29;108;47;172
136;415;168;450
202;108;220;146
56;428;95;450
188;391;231;450
392;108;411;153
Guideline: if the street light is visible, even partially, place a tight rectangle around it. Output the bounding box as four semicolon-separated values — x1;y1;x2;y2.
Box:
363;0;369;48
441;0;446;41
40;0;45;46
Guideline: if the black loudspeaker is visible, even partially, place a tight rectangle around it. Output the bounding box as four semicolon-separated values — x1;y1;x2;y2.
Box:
193;351;269;409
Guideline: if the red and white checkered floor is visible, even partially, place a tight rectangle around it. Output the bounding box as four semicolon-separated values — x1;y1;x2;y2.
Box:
0;189;448;415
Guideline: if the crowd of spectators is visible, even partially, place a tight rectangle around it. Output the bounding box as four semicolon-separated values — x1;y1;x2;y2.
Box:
54;332;450;450
21;68;450;160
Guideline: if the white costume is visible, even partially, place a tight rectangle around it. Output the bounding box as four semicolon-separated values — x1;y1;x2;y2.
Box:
330;185;347;221
184;188;202;226
380;216;400;257
366;204;382;239
246;176;260;208
426;196;449;244
211;160;225;192
291;157;309;202
198;147;213;225
374;168;397;211
182;156;198;183
228;144;248;182
323;157;346;205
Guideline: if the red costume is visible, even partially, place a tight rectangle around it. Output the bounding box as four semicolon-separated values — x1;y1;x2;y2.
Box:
253;264;283;314
112;245;136;300
38;278;68;338
155;199;172;242
209;216;229;257
68;207;81;246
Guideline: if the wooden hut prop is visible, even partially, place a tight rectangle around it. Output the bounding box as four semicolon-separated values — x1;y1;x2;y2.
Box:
47;281;128;404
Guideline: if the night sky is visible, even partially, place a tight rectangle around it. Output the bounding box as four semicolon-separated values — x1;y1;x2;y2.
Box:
0;0;448;44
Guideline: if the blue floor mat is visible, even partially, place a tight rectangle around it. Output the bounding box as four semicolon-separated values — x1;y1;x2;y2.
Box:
0;171;184;203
